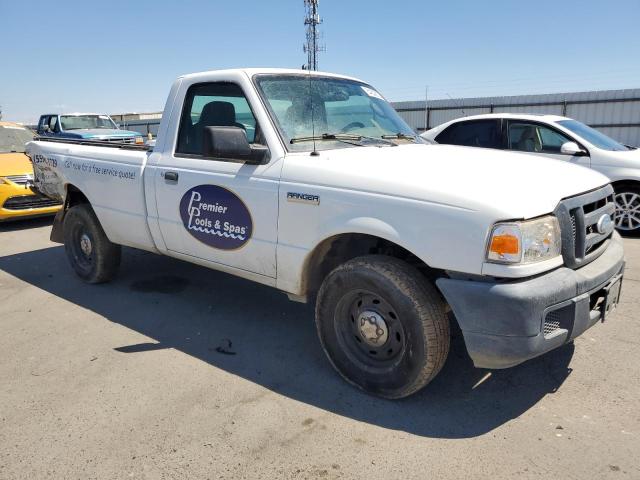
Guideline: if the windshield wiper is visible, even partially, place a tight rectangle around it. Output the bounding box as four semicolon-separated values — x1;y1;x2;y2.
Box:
290;133;363;144
381;132;418;141
290;133;397;147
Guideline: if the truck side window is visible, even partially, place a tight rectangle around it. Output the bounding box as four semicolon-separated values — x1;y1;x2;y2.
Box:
49;116;59;133
38;117;48;132
507;122;572;153
176;82;260;156
435;120;501;149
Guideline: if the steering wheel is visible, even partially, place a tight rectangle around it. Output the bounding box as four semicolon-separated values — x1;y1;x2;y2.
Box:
340;122;365;133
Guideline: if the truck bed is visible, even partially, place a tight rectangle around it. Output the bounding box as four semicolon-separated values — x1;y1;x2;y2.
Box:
33;136;151;151
27;138;155;251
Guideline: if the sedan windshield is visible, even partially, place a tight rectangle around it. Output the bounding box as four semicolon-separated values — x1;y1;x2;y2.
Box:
557;119;629;151
0;125;34;153
254;74;419;151
60;115;117;130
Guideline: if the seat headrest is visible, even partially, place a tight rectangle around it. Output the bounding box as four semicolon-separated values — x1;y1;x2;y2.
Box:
198;101;237;127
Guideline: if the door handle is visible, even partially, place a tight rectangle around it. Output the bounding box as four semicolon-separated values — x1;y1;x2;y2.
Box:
164;171;179;182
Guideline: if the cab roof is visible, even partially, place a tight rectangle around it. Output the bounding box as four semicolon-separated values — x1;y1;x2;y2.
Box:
178;67;364;84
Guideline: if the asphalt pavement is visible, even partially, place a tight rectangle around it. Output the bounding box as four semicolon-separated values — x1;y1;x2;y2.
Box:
1;217;638;479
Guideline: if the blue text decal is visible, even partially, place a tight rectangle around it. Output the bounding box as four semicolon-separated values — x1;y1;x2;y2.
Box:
179;185;252;250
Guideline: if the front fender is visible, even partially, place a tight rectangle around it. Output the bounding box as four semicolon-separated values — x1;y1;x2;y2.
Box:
596;165;640;184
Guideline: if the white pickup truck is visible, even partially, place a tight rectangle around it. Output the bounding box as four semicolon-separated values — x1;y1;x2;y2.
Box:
27;68;625;399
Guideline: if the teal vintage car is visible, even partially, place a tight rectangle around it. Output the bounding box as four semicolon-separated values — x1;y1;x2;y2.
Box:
36;113;144;144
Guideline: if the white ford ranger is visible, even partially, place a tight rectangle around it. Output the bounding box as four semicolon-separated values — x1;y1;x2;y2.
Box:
27;69;625;399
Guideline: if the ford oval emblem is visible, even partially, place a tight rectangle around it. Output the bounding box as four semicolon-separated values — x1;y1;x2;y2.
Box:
596;214;614;235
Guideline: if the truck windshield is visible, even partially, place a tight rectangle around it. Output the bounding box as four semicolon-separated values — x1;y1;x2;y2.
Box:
557;119;630;151
254;74;419;151
0;125;34;153
60;115;117;130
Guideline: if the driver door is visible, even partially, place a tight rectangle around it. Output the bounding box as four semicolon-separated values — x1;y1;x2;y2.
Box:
154;81;279;278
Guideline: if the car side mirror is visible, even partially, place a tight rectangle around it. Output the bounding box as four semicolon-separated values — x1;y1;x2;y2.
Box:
203;126;268;165
560;141;587;156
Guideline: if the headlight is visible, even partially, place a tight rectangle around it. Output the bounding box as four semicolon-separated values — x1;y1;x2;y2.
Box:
487;215;561;264
135;137;144;144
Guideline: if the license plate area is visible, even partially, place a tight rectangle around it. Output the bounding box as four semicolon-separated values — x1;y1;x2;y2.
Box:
598;275;623;322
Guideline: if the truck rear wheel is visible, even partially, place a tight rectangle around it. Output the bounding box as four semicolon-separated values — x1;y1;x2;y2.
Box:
315;255;450;399
63;204;121;283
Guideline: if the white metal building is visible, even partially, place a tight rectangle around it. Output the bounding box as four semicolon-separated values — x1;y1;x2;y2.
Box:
392;88;640;146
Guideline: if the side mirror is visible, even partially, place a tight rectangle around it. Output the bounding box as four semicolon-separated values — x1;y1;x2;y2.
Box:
560;141;587;156
203;126;268;165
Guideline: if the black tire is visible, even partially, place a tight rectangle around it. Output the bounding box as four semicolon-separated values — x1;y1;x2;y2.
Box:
63;204;121;283
614;185;640;237
315;255;450;399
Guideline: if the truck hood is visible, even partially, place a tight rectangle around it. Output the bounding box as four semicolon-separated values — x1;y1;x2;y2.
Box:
65;129;140;139
0;152;33;177
301;143;610;219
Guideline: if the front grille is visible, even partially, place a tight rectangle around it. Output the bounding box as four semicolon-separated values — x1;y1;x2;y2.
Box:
555;185;615;269
543;304;573;339
4;174;33;186
98;137;137;144
543;310;562;336
3;194;62;210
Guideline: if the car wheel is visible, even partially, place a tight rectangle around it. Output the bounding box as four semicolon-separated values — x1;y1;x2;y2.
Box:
63;203;121;283
315;255;450;399
613;186;640;236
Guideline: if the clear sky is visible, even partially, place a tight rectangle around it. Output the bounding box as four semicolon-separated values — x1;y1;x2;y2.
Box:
1;0;639;123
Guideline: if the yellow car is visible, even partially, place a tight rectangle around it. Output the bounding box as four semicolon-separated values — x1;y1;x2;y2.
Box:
0;122;61;221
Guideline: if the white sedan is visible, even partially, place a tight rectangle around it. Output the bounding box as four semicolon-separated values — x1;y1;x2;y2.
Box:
422;113;640;234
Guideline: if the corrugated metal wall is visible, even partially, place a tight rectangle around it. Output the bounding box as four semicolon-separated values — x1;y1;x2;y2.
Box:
392;88;640;146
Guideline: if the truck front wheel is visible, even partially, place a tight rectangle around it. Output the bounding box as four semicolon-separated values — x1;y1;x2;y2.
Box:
315;255;450;399
63;204;121;283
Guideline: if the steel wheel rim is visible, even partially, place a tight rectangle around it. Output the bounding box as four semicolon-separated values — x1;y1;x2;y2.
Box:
614;192;640;231
71;225;94;271
334;289;406;372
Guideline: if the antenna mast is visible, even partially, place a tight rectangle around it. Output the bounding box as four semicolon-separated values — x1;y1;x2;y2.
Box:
303;0;324;71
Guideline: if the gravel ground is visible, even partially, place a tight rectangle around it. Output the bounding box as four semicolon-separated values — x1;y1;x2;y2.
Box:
1;217;638;480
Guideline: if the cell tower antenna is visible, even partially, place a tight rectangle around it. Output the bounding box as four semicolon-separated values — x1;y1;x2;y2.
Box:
303;0;324;71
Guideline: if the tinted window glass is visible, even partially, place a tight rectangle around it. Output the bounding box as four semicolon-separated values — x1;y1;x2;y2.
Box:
558;119;629;151
508;122;572;153
176;82;259;156
435;120;501;148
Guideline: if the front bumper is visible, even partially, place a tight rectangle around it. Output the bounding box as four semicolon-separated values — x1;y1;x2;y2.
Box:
0;185;61;221
436;232;625;369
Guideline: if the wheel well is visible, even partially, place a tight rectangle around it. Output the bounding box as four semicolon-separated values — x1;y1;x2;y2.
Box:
65;184;89;207
49;185;90;244
302;233;440;299
611;179;640;193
